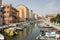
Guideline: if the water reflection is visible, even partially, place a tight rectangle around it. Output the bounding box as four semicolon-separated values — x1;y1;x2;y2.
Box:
5;23;41;40
17;23;33;40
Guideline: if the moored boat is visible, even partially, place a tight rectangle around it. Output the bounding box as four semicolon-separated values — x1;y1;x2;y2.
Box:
0;34;4;40
36;30;60;40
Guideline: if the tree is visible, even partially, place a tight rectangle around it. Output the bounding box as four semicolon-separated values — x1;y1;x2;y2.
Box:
50;14;60;23
50;18;56;22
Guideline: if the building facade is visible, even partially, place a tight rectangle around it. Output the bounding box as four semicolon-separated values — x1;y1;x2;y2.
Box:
0;6;4;25
33;13;38;20
29;9;33;20
3;4;19;24
16;4;29;21
45;14;57;22
0;0;2;7
0;0;4;25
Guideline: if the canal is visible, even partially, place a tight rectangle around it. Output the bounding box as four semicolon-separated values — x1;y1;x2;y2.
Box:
4;23;55;40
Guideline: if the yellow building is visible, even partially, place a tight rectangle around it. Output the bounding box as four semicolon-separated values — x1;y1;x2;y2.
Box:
16;4;29;21
45;14;57;22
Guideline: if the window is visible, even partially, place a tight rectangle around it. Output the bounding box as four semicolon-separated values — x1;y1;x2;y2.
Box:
6;6;9;8
7;11;9;13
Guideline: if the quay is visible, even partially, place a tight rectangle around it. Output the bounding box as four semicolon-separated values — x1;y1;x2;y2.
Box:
0;20;60;32
0;20;60;40
44;21;60;30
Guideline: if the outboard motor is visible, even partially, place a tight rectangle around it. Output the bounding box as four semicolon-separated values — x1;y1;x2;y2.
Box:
40;30;45;36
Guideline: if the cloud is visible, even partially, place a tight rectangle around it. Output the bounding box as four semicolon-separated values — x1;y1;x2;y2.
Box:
2;0;18;4
45;2;56;11
46;0;56;1
2;0;60;15
42;0;60;14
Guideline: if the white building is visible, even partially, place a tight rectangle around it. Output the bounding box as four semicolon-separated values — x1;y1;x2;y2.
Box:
29;9;33;20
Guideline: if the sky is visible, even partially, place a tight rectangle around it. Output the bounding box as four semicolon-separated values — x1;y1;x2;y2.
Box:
2;0;60;16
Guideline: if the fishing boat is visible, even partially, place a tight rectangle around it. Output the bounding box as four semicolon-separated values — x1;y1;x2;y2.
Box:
36;30;58;40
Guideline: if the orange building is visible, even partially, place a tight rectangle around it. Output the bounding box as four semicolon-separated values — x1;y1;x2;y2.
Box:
3;4;19;24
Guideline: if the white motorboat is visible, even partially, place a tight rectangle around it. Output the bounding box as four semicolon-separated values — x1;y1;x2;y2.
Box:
36;31;57;40
36;35;45;40
0;34;4;40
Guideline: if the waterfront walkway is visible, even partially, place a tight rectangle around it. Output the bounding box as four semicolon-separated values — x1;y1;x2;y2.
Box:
43;20;60;30
0;19;60;30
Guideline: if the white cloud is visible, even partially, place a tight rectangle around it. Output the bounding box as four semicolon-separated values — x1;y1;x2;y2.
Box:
46;0;56;1
42;0;60;14
45;2;56;11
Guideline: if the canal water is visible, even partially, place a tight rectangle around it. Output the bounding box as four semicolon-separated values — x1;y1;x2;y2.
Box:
4;23;55;40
